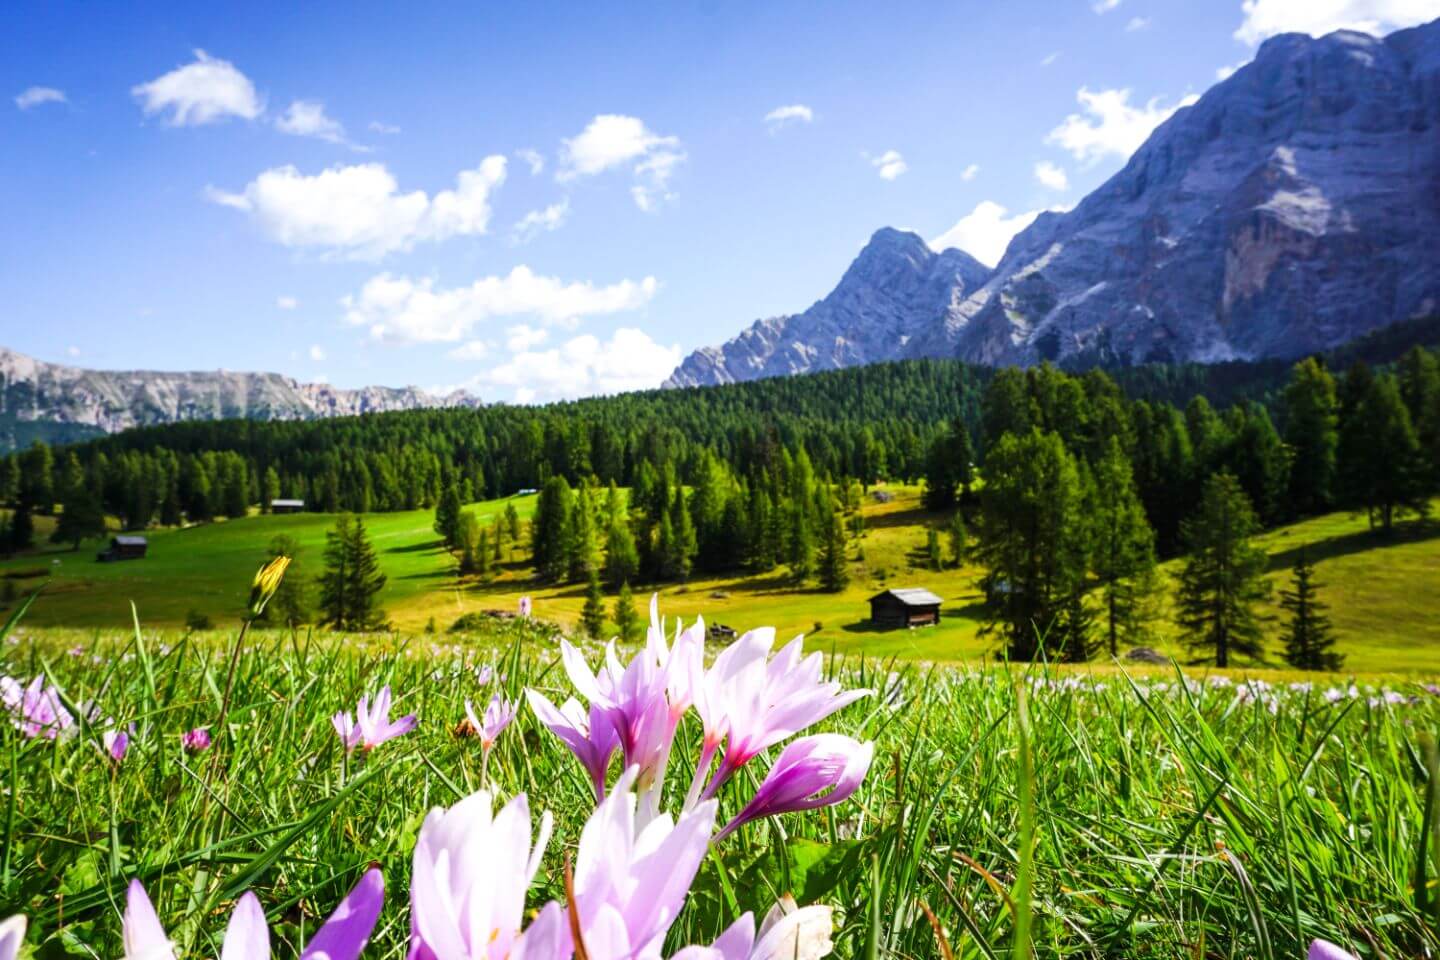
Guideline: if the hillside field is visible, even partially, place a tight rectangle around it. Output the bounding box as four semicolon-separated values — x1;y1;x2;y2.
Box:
2;487;1437;673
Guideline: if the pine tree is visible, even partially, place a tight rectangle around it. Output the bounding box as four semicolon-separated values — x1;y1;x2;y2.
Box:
1282;358;1339;517
317;514;353;628
1280;550;1342;671
318;514;387;630
504;502;522;549
261;467;281;513
7;504;33;552
581;571;607;639
946;510;967;568
1341;373;1428;531
53;454;105;550
666;487;697;581
1087;438;1157;656
604;514;640;589
1056;589;1098;663
818;497;850;592
1398;346;1440;492
434;485;463;548
457;513;482;574
613;581;640;643
531;476;573;583
1175;473;1271;668
925;528;943;572
567;485;601;582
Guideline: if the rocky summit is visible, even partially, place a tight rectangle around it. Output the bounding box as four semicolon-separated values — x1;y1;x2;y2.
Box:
0;347;478;450
670;18;1440;386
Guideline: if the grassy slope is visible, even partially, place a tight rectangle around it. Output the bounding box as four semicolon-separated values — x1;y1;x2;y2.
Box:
3;488;1437;673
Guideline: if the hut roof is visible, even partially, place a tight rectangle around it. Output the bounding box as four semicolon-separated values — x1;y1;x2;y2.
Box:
868;588;943;606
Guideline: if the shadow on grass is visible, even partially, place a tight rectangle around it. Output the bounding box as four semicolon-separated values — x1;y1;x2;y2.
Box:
1266;517;1439;573
388;538;448;554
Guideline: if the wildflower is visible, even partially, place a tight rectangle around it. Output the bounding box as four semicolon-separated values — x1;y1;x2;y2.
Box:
1308;940;1359;960
246;555;292;619
0;914;26;960
332;685;417;753
715;734;873;841
103;728;130;763
475;665;494;686
675;896;835;960
123;869;384;960
464;693;516;751
181;727;211;753
68;645;85;657
526;689;619;800
408;790;555;959
1;675;74;739
518;596;532;618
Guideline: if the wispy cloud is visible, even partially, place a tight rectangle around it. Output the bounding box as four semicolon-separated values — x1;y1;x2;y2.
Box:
764;103;814;131
15;86;66;110
132;50;262;125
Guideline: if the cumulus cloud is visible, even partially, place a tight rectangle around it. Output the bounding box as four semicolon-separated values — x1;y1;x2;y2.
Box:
1046;87;1199;164
764;104;814;131
341;267;659;344
477;327;682;403
132;50;262;126
870;150;908;181
1033;161;1070;191
208;156;507;259
558;114;685;211
511;199;570;244
15;86;66;110
930;200;1054;268
277;296;298;310
276;100;361;148
1235;0;1436;45
515;148;545;175
960;163;980;181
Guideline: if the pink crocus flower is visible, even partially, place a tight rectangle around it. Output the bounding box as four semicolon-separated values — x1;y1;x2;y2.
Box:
123;869;384;960
518;596;532;618
671;896;835;960
464;693;516;751
1308;941;1359;960
0;914;26;960
526;689;619;801
181;727;212;753
332;685;417;753
715;734;874;841
408;790;557;960
1;675;75;740
103;728;130;763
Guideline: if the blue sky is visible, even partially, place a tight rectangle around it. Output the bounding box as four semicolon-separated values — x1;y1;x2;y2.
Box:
3;1;1433;401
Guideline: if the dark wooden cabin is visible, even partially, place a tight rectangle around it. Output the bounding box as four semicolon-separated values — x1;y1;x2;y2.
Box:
98;535;147;562
868;588;942;628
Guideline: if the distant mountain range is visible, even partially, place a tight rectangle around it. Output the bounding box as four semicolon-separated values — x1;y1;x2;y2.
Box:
668;17;1440;387
0;347;478;451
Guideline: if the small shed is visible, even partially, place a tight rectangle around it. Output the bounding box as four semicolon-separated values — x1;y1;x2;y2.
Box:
271;499;306;514
868;588;942;629
98;536;147;562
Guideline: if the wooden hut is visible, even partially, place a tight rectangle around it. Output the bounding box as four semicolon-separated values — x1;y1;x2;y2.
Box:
97;535;147;562
868;588;942;629
270;499;306;514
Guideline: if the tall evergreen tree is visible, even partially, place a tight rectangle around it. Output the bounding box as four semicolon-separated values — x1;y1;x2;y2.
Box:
1341;373;1428;531
581;571;607;639
567;484;602;582
1282;358;1339;517
946;510;968;568
1399;346;1440;492
1175;473;1270;668
1280;549;1342;671
53;454;106;550
261;467;281;513
1087;438;1158;656
818;497;850;592
613;581;640;643
604;512;640;589
531;475;574;583
922;418;975;510
434;485;463;548
318;514;387;630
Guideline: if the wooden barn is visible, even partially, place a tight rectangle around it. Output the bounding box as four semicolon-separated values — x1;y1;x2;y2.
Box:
868;588;942;629
270;499;306;514
97;535;147;562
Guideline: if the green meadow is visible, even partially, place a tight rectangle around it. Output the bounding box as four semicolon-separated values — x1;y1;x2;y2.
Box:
2;487;1437;675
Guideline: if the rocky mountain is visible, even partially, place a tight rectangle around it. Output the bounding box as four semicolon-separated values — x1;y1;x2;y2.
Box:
666;228;990;386
0;347;478;451
670;18;1440;385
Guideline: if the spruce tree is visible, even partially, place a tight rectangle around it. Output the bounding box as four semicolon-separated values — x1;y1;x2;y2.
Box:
344;517;388;631
925;528;943;572
1280;549;1342;671
531;476;573;583
53;454;105;550
581;571;607;639
434;485;463;548
818;497;850;592
7;504;33;552
261;467;281;513
667;487;697;581
317;514;353;628
614;581;640;643
1282;358;1339;517
568;485;601;582
1175;473;1270;668
1341;373;1428;531
604;514;640;589
1087;438;1158;656
946;510;967;568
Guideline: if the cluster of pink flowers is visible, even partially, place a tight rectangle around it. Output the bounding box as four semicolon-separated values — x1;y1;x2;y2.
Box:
1;674;74;739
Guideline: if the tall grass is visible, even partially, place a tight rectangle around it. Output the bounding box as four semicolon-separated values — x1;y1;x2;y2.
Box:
2;609;1438;957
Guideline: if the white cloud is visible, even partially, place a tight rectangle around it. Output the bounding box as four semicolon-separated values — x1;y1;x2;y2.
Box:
515;148;545;176
1235;0;1437;45
15;86;66;110
341;267;659;344
132;50;262;126
1041;51;1061;66
447;340;491;360
369;120;401;135
557;114;685;211
870;150;908;181
477;327;682;403
1216;60;1250;80
308;343;326;361
764;104;814;131
1093;0;1122;12
1046;87;1199;164
930;200;1054;268
960;163;980;181
1033;161;1070;191
505;324;549;352
1125;16;1151;31
209;156;507;259
511;199;570;243
276;100;358;148
277;296;298;310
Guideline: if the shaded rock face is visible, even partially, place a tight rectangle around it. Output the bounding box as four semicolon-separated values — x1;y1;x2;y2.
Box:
671;19;1440;385
0;347;478;444
665;228;992;387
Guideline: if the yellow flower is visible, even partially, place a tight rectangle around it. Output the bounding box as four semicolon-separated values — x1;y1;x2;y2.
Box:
247;555;291;619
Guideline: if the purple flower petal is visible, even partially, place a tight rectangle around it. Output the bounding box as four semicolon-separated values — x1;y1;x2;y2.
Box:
301;867;384;960
123;880;177;960
220;892;270;960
